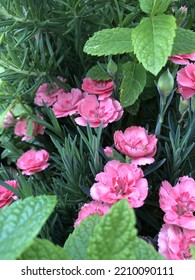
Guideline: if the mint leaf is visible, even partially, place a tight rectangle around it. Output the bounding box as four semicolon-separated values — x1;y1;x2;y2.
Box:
84;28;133;56
139;0;170;16
120;62;146;107
86;199;137;260
132;15;176;75
86;64;111;81
134;238;164;260
0;195;57;260
64;214;101;260
20;238;70;260
172;28;195;55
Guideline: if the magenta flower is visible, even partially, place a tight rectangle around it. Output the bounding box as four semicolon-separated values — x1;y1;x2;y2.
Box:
90;160;148;208
82;78;114;100
177;63;195;99
169;53;195;65
0;180;19;208
2;111;15;128
75;95;123;128
159;176;195;229
16;149;50;175
52;88;83;118
114;126;157;166
158;223;195;260
34;83;58;106
74;201;110;227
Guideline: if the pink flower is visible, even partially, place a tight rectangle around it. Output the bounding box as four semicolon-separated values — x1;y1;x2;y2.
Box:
158;224;195;260
169;53;195;65
0;180;19;208
104;146;114;158
82;78;114;100
14;116;45;141
114;126;158;166
16;149;50;175
177;63;195;99
34;83;58;106
90;160;148;208
52;88;83;118
74;201;110;227
75;95;123;128
159;176;195;229
2;111;15;128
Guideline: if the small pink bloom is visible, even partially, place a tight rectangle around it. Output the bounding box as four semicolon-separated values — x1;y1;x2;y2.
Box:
158;224;195;260
82;78;114;100
75;95;123;128
90;160;148;208
177;63;195;99
159;176;195;229
16;149;50;175
74;201;110;227
2;111;15;128
104;146;114;158
34;83;58;106
14;116;45;141
52;88;83;118
169;53;195;65
114;126;157;166
0;180;19;208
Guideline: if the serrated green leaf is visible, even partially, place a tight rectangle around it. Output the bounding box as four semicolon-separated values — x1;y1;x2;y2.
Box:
86;64;111;81
120;62;146;107
64;214;101;260
20;238;70;260
132;15;176;75
172;28;195;55
134;238;164;260
86;199;137;260
84;28;133;56
139;0;170;16
0;195;57;260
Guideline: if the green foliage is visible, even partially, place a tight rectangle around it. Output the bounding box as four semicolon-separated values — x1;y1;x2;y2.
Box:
132;15;176;75
86;64;111;81
191;246;195;260
172;27;195;55
139;0;171;16
0;195;57;260
134;238;164;260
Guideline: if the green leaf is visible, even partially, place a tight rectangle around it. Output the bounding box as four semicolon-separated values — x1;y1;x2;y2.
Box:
139;0;170;16
84;28;133;56
86;64;111;81
0;195;57;260
125;99;140;115
64;214;101;260
191;245;195;260
12;103;32;117
26;119;34;137
86;199;137;260
132;15;176;75
134;238;164;260
172;28;195;55
20;238;70;260
120;62;146;107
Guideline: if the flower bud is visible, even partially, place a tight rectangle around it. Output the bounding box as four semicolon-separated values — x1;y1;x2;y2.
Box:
191;95;195;112
2;111;15;128
175;6;188;27
157;69;174;98
179;96;188;115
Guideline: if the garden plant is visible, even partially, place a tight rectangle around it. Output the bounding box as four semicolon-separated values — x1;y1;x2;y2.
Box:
1;0;195;260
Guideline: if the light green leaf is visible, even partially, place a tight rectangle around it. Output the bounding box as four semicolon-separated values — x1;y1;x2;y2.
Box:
134;238;164;260
0;195;57;260
86;199;137;260
191;245;195;260
132;15;176;75
12;103;32;117
172;28;195;55
20;238;70;260
120;62;146;107
84;28;133;56
139;0;170;16
86;64;111;81
26;118;34;137
64;214;101;260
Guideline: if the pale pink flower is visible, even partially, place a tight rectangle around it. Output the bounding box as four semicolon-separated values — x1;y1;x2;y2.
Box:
169;53;195;65
74;201;110;227
90;160;148;208
82;78;114;100
34;83;58;106
158;224;195;260
2;111;15;128
114;126;157;166
75;95;123;128
0;180;19;208
159;176;195;229
177;63;195;99
104;146;114;158
14;116;45;141
16;149;50;175
52;88;83;118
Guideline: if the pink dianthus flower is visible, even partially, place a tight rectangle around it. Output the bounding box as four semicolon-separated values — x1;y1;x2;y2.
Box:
169;53;195;65
177;63;195;99
82;78;114;100
34;83;59;106
0;180;19;208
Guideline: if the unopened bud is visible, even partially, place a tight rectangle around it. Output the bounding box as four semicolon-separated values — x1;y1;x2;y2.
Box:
191;95;195;112
104;146;114;158
179;96;188;115
175;6;188;27
2;111;15;128
157;69;174;98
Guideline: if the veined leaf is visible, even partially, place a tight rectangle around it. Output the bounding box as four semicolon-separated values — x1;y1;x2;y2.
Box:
139;0;170;16
132;15;176;75
172;28;195;55
84;28;133;56
86;64;111;81
134;238;164;260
